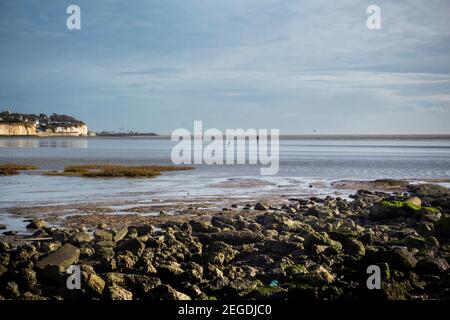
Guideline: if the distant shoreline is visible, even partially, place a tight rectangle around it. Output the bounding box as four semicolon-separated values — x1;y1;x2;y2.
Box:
1;133;450;139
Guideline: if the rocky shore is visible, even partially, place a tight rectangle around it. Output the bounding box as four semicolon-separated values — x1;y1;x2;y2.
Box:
0;183;450;300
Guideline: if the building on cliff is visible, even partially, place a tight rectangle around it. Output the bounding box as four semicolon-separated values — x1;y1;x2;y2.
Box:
0;111;89;136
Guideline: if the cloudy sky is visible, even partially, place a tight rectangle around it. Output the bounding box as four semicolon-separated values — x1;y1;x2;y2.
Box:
0;0;449;133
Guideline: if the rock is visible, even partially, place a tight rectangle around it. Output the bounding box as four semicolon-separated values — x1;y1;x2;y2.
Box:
263;240;302;255
405;196;421;208
95;240;116;249
126;228;138;238
97;222;107;229
150;284;191;300
26;219;46;229
227;279;260;297
156;261;184;278
106;285;133;300
52;230;70;243
303;265;335;285
287;283;319;300
306;207;334;219
254;202;270;211
117;238;145;256
178;282;203;298
113;227;128;242
0;224;6;230
69;232;93;245
4;282;20;299
369;199;441;221
30;229;49;239
94;242;116;261
426;236;440;247
256;213;305;232
416;222;435;237
304;231;342;251
19;268;37;289
286;264;308;281
179;262;204;283
36;243;80;270
22;292;47;300
203;241;237;265
211;216;235;229
434;217;450;240
86;274;106;296
94;229;113;242
124;274;161;296
415;256;449;275
189;220;220;233
41;241;62;253
344;238;366;257
364;248;417;271
0;241;11;252
197;230;265;245
409;183;450;197
250;286;288;299
404;235;427;249
115;253;137;270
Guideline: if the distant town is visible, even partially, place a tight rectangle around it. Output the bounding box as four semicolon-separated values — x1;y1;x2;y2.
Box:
0;109;91;136
0;109;158;137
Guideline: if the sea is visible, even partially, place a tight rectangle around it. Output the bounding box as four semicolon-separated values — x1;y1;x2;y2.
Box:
0;136;449;231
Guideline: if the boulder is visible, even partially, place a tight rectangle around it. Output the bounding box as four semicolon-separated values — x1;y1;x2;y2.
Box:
41;241;62;253
26;219;46;229
97;222;107;229
149;284;191;300
369;199;441;221
36;243;80;270
404;235;427;249
197;230;265;245
415;256;449;275
19;268;37;289
115;253;137;270
434;217;450;240
263;240;302;255
305;207;334;219
254;202;270;211
405;196;421;208
364;248;417;271
203;241;237;265
86;274;106;296
303;265;335;285
124;274;161;296
226;278;260;297
0;241;11;252
113;227;128;242
189;221;220;233
4;282;20;299
344;238;366;257
94;229;113;242
117;238;145;256
416;222;435;237
179;262;204;283
303;231;342;251
106;285;133;300
69;232;93;245
156;261;184;278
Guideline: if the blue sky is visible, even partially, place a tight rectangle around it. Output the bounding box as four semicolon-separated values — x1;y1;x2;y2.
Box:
0;0;450;133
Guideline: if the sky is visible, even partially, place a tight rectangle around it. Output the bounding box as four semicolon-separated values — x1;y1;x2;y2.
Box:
0;0;450;134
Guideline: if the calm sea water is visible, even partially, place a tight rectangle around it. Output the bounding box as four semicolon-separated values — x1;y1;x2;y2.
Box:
0;137;449;209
